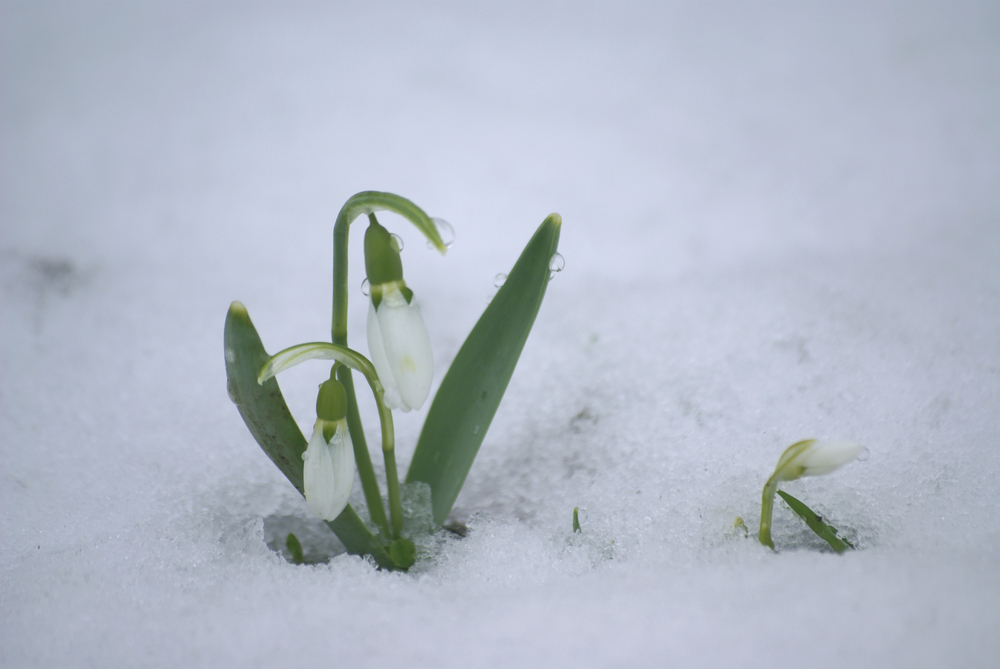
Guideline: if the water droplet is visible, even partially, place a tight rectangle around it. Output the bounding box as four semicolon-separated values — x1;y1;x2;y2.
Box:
225;347;236;364
428;218;455;249
577;508;589;524
472;425;479;434
857;447;870;462
390;233;404;253
361;278;370;296
494;273;507;288
227;378;239;405
548;252;565;276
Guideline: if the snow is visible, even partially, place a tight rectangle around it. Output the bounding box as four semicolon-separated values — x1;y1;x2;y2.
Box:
2;1;999;666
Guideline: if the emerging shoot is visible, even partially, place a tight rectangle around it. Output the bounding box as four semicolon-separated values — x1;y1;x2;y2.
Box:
758;439;867;550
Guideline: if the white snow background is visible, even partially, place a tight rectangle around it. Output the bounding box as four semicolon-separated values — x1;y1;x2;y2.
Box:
2;1;999;667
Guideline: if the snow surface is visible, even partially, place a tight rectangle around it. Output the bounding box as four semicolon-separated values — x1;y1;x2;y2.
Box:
2;1;999;667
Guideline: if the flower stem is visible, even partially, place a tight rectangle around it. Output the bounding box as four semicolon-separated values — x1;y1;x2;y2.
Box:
371;393;403;539
384;450;404;539
332;210;389;537
337;366;390;537
329;192;444;541
759;476;778;549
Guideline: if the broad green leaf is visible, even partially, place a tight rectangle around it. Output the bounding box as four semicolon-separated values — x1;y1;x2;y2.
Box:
224;302;397;569
776;490;855;554
406;214;562;525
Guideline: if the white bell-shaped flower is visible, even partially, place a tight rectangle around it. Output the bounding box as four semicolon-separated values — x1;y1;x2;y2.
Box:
771;439;867;482
302;418;355;521
301;375;355;521
367;283;433;412
364;216;433;412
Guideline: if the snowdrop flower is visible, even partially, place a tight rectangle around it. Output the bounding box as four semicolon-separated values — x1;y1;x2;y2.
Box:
770;439;866;482
759;439;867;549
364;218;433;412
302;375;355;521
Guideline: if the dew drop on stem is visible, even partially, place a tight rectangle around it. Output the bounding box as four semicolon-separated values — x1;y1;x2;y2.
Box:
494;273;507;288
360;278;370;296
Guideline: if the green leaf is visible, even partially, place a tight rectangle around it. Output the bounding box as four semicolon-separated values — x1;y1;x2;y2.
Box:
224;302;398;569
286;533;304;564
406;214;562;525
225;301;307;491
573;507;582;533
776;490;855;554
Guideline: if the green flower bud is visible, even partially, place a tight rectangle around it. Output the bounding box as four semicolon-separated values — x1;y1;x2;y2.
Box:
365;216;404;289
316;376;348;443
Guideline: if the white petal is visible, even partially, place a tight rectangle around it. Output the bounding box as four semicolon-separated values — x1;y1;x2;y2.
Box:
302;421;356;521
799;440;864;477
327;423;356;513
375;291;433;412
367;300;404;410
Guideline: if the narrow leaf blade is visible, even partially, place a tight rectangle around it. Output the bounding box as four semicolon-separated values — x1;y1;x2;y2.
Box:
406;215;562;525
777;490;855;554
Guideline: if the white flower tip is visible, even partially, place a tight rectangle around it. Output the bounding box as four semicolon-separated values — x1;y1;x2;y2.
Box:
799;440;865;477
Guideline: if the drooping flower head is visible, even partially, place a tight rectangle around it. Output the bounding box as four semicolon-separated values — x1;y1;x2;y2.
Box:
364;217;433;412
302;372;355;521
770;439;867;483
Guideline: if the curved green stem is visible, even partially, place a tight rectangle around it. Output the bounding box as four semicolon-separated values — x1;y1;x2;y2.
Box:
259;341;398;536
331;190;447;343
258;341;382;385
759;476;778;549
329;192;445;540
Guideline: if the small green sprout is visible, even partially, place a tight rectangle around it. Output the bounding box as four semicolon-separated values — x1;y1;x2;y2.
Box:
573;507;582;533
286;533;304;564
758;439;867;551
